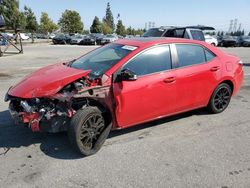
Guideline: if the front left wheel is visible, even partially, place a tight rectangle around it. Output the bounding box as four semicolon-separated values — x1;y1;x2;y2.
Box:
68;107;111;156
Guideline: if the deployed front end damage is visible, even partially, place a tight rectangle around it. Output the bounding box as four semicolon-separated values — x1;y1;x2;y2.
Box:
5;74;113;133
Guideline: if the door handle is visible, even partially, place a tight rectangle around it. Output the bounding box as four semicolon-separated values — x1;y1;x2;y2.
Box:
210;66;220;72
163;77;176;83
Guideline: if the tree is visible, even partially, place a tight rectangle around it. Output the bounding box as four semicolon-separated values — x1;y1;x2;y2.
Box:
58;10;83;33
40;12;58;35
126;26;135;35
90;16;102;33
103;2;115;32
24;6;38;42
248;32;250;36
241;29;245;36
102;22;112;35
0;0;25;32
116;19;126;36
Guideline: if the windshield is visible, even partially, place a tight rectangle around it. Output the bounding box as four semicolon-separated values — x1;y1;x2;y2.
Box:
143;28;165;37
71;43;136;78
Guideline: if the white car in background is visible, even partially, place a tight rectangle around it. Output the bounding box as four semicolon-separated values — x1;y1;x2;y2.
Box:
205;35;218;46
20;33;30;40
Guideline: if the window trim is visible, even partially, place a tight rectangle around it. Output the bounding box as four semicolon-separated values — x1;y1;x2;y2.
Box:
117;44;174;78
173;43;217;70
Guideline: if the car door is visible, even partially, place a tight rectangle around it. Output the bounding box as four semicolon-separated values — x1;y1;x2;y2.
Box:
112;45;178;128
173;44;219;111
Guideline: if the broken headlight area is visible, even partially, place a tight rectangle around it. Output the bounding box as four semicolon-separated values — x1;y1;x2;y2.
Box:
9;97;74;133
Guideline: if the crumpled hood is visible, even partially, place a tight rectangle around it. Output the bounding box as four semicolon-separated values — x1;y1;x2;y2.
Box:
8;63;90;98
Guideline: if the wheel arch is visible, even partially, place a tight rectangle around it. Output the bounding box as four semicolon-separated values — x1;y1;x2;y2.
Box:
79;98;113;128
219;79;234;94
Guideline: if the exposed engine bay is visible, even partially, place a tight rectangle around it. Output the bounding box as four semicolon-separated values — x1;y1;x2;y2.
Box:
5;76;112;133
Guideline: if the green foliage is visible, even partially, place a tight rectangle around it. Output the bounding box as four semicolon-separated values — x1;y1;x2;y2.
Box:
103;2;115;32
116;19;126;36
90;16;102;33
58;10;83;34
24;6;38;32
40;12;58;34
102;22;112;35
83;30;90;35
230;30;245;36
126;26;145;36
0;0;25;31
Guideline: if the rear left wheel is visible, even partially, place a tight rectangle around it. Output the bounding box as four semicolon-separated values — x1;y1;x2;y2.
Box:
207;83;232;114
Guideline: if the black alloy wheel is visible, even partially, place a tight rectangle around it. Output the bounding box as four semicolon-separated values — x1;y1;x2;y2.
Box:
207;83;232;114
68;107;111;156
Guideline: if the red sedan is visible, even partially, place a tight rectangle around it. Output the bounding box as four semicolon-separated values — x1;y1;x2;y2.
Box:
5;38;244;156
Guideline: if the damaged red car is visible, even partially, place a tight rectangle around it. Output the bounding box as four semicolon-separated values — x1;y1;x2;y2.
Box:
5;38;243;156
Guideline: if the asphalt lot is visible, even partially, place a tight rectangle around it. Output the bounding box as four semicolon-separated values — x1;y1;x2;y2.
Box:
0;44;250;188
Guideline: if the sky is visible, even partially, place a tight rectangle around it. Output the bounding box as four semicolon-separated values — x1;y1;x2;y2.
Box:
19;0;250;33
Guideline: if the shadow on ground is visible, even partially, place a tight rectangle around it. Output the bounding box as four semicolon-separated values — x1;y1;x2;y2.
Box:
0;108;210;160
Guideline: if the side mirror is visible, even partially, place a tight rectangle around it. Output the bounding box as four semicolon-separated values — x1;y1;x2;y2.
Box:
118;69;137;81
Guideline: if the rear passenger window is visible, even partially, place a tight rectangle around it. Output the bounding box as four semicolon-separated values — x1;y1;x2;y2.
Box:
205;49;216;62
176;44;206;67
123;46;171;76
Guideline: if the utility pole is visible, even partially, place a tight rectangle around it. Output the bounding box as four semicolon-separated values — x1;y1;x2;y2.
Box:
238;23;242;32
148;22;152;29
233;18;238;33
228;19;234;33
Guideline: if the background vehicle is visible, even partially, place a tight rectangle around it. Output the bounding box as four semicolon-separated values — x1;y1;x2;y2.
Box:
52;34;72;44
49;33;56;39
35;33;48;39
0;35;8;45
70;35;85;45
99;34;118;45
20;33;30;40
80;33;104;45
143;26;215;41
205;35;218;46
238;36;250;47
218;36;237;47
1;32;14;40
5;38;243;156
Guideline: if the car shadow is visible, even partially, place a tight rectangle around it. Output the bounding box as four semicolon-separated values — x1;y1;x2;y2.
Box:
0;108;210;160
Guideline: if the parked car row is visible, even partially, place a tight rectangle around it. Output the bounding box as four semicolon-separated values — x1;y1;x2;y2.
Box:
217;35;250;47
0;32;30;41
52;33;119;45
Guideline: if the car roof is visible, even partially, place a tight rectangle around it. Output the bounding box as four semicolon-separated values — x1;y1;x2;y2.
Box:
115;37;208;48
149;25;215;31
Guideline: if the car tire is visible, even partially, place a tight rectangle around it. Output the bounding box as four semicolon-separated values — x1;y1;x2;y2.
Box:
207;83;232;114
211;43;216;46
68;106;111;156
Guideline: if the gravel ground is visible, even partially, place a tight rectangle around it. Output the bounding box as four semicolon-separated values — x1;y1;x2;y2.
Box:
0;44;250;188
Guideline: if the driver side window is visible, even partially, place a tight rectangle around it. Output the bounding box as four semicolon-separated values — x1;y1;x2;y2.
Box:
122;45;172;76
